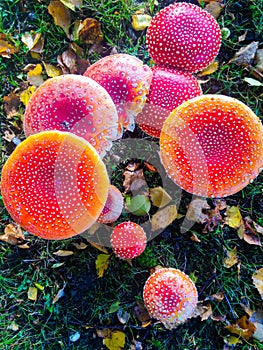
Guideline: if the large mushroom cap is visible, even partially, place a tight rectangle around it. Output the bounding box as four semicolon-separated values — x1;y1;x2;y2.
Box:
23;74;119;157
143;268;198;329
135;66;202;138
146;3;221;73
98;184;124;224
84;54;153;135
160;95;263;198
110;221;147;259
1;131;109;240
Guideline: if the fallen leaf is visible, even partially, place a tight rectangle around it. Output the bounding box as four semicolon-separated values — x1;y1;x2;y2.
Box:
21;32;44;53
190;233;201;242
125;162;140;172
229;41;259;67
123;168;147;193
213;198;227;211
72;242;88;250
186;198;210;224
43;62;62;77
130;340;143;350
255;49;263;72
52;282;67;304
252;268;263;299
223;247;238;268
243;77;263;86
0;224;26;245
239;218;262;246
3;92;20;119
225;206;242;229
149;187;172;208
132;14;152;31
96;328;110;338
117;308;130;325
203;207;222;233
73;18;103;45
53;249;74;256
192;302;213;321
238;31;248;42
57;48;90;74
27;286;38;301
144;162;157;172
109;301;120;314
133;301;151;325
226;315;256;341
249;310;263;341
210;292;224;302
103;330;125;350
205;1;224;19
20;86;36;106
60;0;83;11
34;283;44;291
87;240;109;254
125;194;151;216
151;204;177;231
96;254;111;278
199;61;219;76
51;262;65;269
223;336;242;346
211;314;226;322
253;221;263;235
48;0;71;38
26;64;44;87
0;33;18;57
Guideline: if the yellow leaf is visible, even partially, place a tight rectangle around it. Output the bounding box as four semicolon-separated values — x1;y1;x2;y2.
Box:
34;283;44;291
20;86;36;106
95;254;111;278
60;0;83;11
53;249;74;256
252;268;263;299
199;61;219;76
43;62;62;77
149;187;172;208
151;204;177;231
0;224;25;245
48;0;71;38
226;315;256;341
225;206;242;229
21;32;44;53
132;14;152;31
0;34;18;58
27;64;44;87
103;331;126;350
27;286;38;301
223;247;238;268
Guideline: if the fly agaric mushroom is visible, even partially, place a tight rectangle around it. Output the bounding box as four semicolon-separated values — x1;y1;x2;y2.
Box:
98;185;124;224
110;221;147;259
160;94;263;198
1;131;109;240
146;3;221;73
23;74;119;157
135;66;202;137
84;54;153;135
143;268;198;329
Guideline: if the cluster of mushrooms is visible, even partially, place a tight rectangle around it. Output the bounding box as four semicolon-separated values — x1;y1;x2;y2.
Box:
2;3;263;329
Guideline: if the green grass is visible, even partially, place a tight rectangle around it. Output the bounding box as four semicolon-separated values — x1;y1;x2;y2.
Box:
1;0;263;349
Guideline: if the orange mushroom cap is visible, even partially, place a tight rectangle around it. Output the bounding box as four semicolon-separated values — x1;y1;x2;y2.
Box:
1;131;109;240
98;185;124;224
84;54;153;135
110;221;147;259
136;65;202;138
23;74;119;157
160;95;263;198
143;268;198;329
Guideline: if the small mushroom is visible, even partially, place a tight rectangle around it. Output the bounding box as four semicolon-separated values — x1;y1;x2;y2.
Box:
23;74;119;157
1;131;109;240
110;221;147;259
135;65;202;137
143;268;198;329
146;3;221;73
98;185;124;224
160;95;263;198
84;54;153;135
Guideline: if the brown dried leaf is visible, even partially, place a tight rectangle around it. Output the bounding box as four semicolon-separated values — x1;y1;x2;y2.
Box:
229;41;259;67
52;282;67;304
210;292;224;302
72;242;88;250
88;240;109;254
53;250;74;256
252;268;263;299
255;49;263;73
239;218;262;246
192;302;213;321
133;301;151;325
21;32;44;53
190;233;201;242
48;0;71;38
151;204;177;231
0;224;25;245
253;221;263;235
123;169;147;193
249;310;263;341
205;1;224;19
149;187;172;208
226;315;256;341
186;198;210;224
73;18;103;45
3;93;20;119
60;0;83;11
223;247;238;268
57;48;90;74
0;34;18;57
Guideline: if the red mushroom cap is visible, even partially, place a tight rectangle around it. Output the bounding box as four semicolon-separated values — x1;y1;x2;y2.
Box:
84;54;153;135
23;74;119;157
146;3;221;73
98;185;124;224
1;131;109;240
110;221;147;259
143;268;198;329
135;65;202;137
160;95;263;198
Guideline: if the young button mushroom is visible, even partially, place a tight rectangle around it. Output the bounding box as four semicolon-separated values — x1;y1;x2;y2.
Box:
110;221;147;259
84;54;153;135
160;95;263;198
147;3;221;73
1;131;109;240
23;74;119;157
143;268;198;329
98;185;124;224
135;66;202;138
